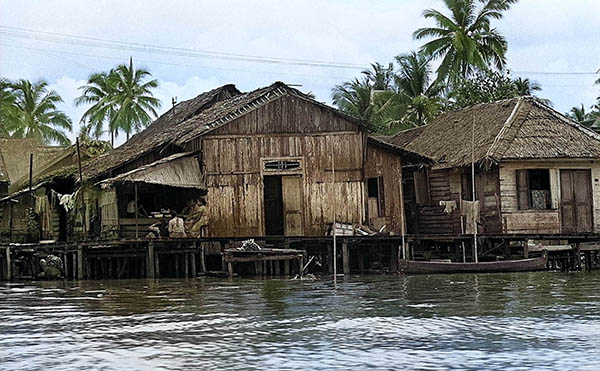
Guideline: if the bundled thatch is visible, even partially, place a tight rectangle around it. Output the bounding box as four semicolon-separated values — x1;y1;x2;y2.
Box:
98;152;203;189
386;97;600;168
0;149;8;184
82;82;368;181
0;138;69;189
367;136;432;164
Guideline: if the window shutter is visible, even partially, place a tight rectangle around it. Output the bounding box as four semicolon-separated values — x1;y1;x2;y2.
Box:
516;170;530;210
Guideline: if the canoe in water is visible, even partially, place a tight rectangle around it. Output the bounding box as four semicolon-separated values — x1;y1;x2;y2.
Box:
398;254;547;275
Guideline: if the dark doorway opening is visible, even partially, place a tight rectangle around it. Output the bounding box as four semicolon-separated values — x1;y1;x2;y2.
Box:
264;175;284;235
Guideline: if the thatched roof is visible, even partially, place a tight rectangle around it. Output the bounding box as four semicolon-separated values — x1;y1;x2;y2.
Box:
386;97;600;168
367;136;433;165
0;138;70;189
98;152;203;189
83;82;366;180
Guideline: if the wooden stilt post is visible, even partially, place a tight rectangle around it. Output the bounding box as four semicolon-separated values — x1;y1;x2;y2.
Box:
284;259;290;276
134;182;139;240
62;254;68;280
175;254;180;278
256;261;263;277
190;252;196;278
155;252;160;278
147;241;155;279
77;244;83;280
327;243;333;274
185;252;189;278
390;244;398;272
4;246;11;281
227;262;233;278
358;249;364;273
72;252;77;280
200;244;206;273
342;241;350;275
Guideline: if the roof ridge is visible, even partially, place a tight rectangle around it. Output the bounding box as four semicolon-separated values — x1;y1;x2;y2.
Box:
530;98;600;142
484;97;526;162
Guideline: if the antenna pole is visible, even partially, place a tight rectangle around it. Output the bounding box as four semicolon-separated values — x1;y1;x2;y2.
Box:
331;138;337;283
472;118;478;263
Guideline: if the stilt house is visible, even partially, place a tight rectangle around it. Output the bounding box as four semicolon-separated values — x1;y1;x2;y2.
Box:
387;97;600;235
81;82;428;239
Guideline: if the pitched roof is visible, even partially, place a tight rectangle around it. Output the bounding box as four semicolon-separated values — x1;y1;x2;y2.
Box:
0;138;70;188
386;97;600;168
82;84;241;179
83;82;366;180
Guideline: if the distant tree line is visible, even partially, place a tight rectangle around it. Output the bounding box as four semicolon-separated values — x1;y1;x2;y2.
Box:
332;0;599;134
0;58;160;147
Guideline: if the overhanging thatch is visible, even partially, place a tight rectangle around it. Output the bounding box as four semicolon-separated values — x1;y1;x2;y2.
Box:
386;97;600;168
98;152;203;189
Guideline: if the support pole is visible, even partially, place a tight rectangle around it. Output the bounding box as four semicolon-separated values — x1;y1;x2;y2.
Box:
200;244;206;273
146;241;155;278
77;244;83;280
331;139;337;281
190;252;196;278
4;246;11;281
342;241;350;275
76;138;86;239
227;262;233;278
471;117;478;263
134;182;139;240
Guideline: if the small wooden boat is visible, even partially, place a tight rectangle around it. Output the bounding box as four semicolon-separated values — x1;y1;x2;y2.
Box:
399;253;547;275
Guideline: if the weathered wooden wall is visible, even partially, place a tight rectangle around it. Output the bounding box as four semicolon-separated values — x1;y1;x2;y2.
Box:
364;143;404;234
198;95;367;237
499;159;600;234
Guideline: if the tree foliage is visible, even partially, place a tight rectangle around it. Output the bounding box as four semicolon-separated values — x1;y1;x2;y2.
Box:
75;58;160;147
449;70;517;109
3;79;73;145
414;0;517;83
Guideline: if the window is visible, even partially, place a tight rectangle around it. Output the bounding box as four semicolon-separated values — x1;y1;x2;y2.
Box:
516;169;551;210
264;160;301;171
414;169;430;205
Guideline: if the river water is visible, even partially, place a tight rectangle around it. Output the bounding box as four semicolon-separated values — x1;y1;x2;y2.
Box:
1;272;600;370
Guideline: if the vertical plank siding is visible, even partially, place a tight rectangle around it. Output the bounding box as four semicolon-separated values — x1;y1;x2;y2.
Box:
201;95;374;237
364;144;404;234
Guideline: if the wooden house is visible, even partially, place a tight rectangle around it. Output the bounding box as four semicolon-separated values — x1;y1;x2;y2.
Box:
82;82;428;239
385;96;600;235
0;140;99;242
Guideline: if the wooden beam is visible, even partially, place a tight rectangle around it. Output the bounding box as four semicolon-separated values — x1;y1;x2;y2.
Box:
3;246;11;281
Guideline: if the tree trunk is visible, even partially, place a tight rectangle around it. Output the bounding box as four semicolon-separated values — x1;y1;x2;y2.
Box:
111;131;114;148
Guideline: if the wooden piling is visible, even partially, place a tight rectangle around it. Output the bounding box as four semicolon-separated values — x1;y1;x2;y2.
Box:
185;253;189;278
3;246;10;281
227;262;233;278
327;243;333;274
284;260;290;276
200;244;206;273
190;252;197;277
147;241;155;278
342;241;350;275
77;245;83;280
155;252;160;278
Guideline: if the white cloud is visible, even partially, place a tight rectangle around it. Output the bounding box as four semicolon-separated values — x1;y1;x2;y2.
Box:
1;0;599;141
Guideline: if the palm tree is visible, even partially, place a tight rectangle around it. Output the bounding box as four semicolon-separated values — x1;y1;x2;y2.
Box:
332;77;376;122
513;77;541;96
394;52;442;127
110;58;160;141
75;71;116;146
9;79;72;145
0;78;17;137
513;77;552;106
413;0;517;83
569;104;600;129
362;62;395;91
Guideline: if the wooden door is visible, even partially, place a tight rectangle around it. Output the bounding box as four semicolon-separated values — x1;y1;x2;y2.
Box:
282;176;304;236
560;169;593;233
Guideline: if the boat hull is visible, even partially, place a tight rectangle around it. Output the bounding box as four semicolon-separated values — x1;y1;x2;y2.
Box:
399;255;548;275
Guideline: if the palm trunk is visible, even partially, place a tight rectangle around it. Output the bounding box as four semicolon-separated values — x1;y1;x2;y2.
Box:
111;131;114;148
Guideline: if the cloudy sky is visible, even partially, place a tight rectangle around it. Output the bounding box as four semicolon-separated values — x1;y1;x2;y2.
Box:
1;0;599;146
